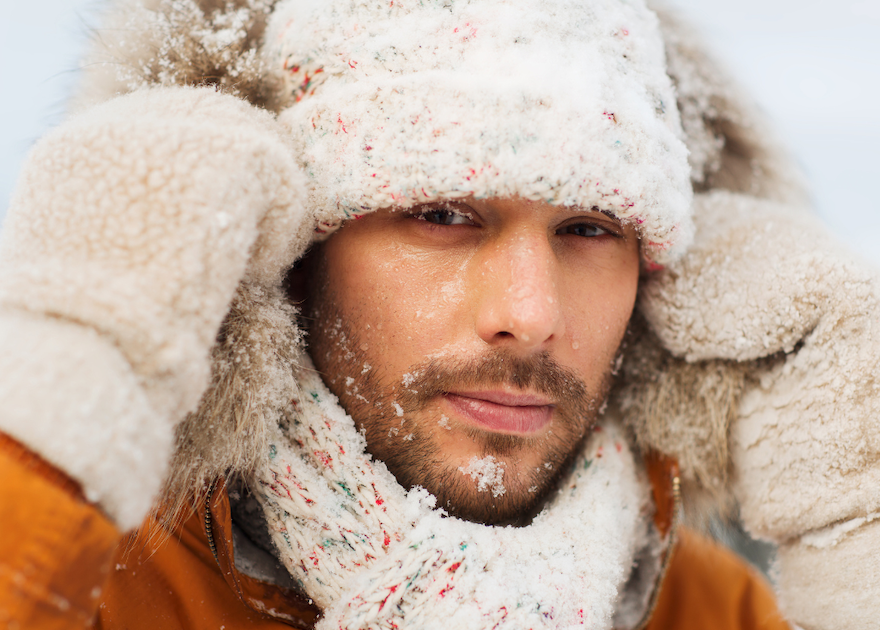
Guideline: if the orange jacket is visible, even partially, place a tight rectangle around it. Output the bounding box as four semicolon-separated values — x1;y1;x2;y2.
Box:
0;432;790;630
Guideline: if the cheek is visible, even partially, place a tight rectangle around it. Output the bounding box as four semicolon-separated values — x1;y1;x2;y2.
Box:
320;235;472;380
561;260;639;381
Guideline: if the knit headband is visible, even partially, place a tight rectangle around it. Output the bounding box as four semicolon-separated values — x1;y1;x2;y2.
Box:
266;0;694;266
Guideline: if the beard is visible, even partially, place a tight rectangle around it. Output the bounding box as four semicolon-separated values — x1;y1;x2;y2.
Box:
356;354;609;525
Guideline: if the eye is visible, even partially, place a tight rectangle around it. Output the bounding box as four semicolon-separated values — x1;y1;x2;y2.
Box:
412;206;475;226
556;222;612;238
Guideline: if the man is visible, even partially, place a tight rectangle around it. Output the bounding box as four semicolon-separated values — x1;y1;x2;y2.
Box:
1;0;879;628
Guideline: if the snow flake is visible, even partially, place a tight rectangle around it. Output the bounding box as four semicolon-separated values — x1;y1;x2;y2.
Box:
458;456;506;497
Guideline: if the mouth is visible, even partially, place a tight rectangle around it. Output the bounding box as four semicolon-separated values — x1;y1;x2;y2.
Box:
442;390;554;435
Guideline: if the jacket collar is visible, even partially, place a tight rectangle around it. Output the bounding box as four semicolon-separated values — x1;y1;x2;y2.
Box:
199;479;320;628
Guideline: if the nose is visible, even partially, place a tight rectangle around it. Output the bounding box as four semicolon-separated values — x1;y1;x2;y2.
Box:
473;232;565;352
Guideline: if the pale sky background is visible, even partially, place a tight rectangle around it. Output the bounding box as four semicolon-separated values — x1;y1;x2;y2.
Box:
2;0;879;265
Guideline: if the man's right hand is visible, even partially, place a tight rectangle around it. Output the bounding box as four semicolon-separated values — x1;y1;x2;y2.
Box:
0;87;309;529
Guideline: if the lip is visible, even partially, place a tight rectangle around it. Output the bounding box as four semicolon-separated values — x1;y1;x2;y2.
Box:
443;390;554;434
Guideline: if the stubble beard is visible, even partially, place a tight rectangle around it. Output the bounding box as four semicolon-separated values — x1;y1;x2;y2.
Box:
361;355;610;525
304;302;616;526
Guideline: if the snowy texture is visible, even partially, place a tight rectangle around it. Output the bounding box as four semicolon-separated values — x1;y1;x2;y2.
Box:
458;456;506;498
611;10;816;516
255;358;650;630
4;0;880;625
640;191;880;536
267;0;693;266
72;0;282;112
628;188;880;627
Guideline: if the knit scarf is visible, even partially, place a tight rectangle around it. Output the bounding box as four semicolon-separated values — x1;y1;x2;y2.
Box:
253;358;651;630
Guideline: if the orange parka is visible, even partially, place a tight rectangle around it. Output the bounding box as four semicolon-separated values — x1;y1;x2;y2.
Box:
0;432;790;630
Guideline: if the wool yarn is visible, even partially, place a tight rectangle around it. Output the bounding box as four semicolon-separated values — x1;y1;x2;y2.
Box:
265;0;693;266
254;357;651;629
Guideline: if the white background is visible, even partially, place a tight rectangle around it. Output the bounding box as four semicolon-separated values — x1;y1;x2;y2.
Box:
2;0;879;265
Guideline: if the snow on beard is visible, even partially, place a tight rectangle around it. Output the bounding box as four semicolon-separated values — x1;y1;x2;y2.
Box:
304;288;611;526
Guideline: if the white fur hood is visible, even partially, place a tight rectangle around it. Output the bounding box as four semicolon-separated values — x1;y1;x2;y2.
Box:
2;1;879;628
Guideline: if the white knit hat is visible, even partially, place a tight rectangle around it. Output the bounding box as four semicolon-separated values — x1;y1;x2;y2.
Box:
266;0;693;266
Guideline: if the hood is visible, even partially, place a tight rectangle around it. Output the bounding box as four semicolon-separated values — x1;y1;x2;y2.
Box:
73;0;812;523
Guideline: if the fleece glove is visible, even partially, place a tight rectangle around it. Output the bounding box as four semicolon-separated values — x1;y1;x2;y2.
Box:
0;87;309;529
640;190;880;630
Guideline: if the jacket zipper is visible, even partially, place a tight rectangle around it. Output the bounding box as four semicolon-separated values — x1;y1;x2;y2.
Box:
204;482;220;566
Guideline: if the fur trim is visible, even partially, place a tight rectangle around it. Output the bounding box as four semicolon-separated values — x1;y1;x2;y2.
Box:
613;9;815;524
70;0;880;557
49;3;880;622
161;281;304;523
66;0;809;524
613;317;750;521
652;5;808;206
72;0;286;113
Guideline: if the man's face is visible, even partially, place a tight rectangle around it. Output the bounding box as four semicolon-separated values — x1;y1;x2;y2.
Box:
303;197;641;524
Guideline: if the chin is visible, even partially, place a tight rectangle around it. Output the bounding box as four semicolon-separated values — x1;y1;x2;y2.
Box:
369;427;588;527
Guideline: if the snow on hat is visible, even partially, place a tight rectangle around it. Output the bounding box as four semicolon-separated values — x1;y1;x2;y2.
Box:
266;0;693;266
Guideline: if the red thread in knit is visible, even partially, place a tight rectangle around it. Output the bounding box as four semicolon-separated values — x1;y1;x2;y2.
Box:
379;585;398;611
315;450;333;467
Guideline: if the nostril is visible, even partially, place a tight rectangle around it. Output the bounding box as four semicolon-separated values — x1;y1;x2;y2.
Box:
498;331;514;338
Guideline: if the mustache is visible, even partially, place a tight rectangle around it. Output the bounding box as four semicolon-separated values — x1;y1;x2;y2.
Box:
394;350;602;419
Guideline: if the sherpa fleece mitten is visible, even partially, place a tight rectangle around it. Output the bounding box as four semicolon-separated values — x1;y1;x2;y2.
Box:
0;86;309;529
641;190;880;630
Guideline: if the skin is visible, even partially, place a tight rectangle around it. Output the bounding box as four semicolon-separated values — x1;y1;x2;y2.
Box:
301;196;641;525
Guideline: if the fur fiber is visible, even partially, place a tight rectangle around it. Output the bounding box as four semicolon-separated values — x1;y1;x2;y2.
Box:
62;0;821;533
72;0;288;113
163;281;304;522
